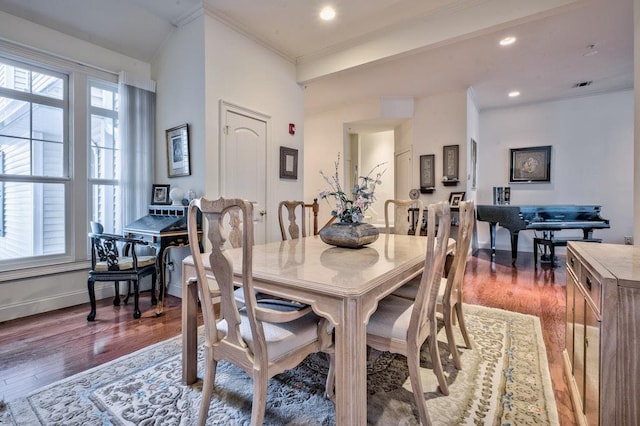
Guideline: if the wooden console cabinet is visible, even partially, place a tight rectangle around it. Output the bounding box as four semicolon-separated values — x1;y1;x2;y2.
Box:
564;242;640;425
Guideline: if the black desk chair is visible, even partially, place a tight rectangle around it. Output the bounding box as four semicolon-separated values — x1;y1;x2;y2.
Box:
87;221;158;321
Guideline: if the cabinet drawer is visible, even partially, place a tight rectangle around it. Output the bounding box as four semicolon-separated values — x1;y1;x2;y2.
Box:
566;248;580;278
579;266;601;314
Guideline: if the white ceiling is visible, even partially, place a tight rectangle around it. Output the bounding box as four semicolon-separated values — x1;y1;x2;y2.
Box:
0;0;633;115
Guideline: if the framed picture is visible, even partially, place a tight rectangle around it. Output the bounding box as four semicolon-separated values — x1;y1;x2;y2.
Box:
279;146;298;180
443;144;459;181
152;184;171;205
419;154;435;192
470;138;477;190
449;191;465;207
509;145;551;183
166;124;191;178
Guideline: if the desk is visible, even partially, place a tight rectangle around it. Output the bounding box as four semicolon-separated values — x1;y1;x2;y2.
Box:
182;234;454;425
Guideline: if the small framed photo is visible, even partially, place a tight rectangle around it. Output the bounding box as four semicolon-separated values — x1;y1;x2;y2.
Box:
166;124;191;178
449;191;466;208
419;154;435;192
509;145;551;183
279;146;298;180
152;184;171;205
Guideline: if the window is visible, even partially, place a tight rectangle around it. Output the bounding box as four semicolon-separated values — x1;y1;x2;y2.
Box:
0;57;68;264
88;81;121;235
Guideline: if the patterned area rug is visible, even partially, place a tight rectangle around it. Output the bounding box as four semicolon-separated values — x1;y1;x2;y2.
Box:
0;304;558;425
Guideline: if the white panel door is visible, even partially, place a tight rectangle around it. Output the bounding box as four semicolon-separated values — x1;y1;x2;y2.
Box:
222;109;267;244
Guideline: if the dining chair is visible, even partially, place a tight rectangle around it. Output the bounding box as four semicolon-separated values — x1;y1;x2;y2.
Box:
384;199;424;236
187;196;334;425
86;221;158;321
278;200;306;240
392;199;475;369
303;198;321;236
366;201;451;425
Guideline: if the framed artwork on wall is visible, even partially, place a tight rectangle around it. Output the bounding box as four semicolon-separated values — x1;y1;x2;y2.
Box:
509;145;551;183
419;154;435;192
166;124;191;178
443;144;459;182
279;146;298;180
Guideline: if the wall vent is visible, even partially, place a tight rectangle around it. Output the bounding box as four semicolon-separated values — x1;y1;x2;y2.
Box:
573;81;593;88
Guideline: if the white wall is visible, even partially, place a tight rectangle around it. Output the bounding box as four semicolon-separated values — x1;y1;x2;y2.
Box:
358;131;395;225
477;90;634;252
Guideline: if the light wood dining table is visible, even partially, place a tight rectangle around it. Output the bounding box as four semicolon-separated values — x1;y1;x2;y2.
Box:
181;233;455;426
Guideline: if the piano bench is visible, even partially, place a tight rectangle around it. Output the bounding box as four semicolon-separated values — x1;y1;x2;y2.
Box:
533;237;602;267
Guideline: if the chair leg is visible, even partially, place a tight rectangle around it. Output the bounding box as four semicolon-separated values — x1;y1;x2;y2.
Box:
251;368;269;426
443;302;462;370
455;302;472;349
87;279;97;321
123;281;131;304
429;323;449;396
324;352;335;400
198;346;216;426
113;281;121;306
407;343;432;426
133;280;141;319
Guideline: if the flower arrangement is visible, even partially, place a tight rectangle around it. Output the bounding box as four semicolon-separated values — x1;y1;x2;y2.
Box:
319;154;386;224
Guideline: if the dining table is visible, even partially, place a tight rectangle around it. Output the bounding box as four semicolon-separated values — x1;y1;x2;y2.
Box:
181;233;455;426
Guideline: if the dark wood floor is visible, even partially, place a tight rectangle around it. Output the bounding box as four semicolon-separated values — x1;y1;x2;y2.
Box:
0;248;575;424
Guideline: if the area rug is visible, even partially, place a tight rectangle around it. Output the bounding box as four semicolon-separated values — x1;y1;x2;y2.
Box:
0;304;559;425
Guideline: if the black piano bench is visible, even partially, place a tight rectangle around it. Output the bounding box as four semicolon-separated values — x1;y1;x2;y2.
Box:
534;236;602;267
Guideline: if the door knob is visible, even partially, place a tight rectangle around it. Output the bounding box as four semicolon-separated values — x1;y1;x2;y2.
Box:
259;210;267;216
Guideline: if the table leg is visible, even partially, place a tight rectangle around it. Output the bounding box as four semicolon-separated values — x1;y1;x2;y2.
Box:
489;223;497;255
333;299;368;426
182;265;199;385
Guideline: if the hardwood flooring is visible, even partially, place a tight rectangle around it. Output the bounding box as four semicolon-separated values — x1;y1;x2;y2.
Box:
0;248;575;424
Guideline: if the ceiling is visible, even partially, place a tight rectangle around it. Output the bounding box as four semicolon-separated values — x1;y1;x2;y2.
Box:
0;0;632;116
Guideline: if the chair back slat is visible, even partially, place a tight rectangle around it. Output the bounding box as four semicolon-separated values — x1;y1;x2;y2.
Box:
279;200;306;240
409;201;450;341
384;199;424;236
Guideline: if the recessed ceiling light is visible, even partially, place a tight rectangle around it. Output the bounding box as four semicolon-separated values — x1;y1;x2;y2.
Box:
319;6;336;21
500;36;517;46
508;91;520;98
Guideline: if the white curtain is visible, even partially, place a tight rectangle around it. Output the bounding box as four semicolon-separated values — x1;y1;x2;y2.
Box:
118;71;156;226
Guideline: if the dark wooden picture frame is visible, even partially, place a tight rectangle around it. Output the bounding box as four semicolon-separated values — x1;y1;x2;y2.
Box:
152;184;171;205
279;146;298;180
166;123;191;178
509;145;551;183
448;191;465;207
419;154;435;192
443;144;459;181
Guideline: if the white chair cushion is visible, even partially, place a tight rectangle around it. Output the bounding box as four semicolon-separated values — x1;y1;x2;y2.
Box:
217;311;320;360
366;295;414;341
392;276;447;304
94;255;156;271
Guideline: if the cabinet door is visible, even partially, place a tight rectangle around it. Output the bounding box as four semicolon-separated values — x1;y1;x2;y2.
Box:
566;272;576;371
574;289;586;411
584;303;601;425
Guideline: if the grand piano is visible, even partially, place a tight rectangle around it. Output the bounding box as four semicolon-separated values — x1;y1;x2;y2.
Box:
476;204;610;264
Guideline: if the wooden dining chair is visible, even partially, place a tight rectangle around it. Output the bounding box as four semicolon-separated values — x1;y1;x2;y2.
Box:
392;200;475;369
384;199;424;236
187;197;334;425
366;201;451;425
278;200;307;240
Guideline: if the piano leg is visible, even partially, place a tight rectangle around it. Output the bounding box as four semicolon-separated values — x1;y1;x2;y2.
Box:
510;232;519;265
489;223;497;256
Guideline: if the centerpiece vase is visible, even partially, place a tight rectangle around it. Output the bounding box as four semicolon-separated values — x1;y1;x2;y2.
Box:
319;222;379;248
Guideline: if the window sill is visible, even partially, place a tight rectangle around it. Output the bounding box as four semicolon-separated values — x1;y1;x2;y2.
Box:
0;261;90;283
